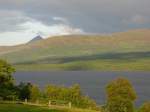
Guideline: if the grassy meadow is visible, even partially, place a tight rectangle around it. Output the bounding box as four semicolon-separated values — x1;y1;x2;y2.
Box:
0;104;63;112
0;103;99;112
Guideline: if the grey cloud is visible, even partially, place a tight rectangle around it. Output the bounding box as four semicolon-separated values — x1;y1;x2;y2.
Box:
122;15;150;25
0;10;29;32
0;0;150;33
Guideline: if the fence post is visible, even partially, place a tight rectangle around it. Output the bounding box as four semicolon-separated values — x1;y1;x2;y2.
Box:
69;102;72;108
25;99;27;104
48;100;51;107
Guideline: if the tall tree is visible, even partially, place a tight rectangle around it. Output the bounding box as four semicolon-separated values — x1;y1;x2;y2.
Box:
0;59;16;100
0;60;15;86
18;82;32;100
106;77;137;112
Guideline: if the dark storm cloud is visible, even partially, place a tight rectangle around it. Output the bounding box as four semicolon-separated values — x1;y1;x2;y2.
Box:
0;0;150;33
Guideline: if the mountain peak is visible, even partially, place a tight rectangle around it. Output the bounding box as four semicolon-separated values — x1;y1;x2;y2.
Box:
29;35;43;43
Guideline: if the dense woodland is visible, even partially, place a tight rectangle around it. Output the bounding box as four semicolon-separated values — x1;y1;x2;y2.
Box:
0;59;150;112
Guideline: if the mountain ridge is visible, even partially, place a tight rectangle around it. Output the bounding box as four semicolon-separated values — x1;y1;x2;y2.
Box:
28;35;43;43
0;29;150;71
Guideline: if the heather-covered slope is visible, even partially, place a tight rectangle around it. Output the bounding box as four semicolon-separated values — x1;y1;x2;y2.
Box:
0;29;150;71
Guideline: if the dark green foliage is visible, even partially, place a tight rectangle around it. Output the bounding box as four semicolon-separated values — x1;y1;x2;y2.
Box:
106;78;137;112
0;59;15;86
0;59;16;100
17;82;32;100
138;102;150;112
0;85;18;100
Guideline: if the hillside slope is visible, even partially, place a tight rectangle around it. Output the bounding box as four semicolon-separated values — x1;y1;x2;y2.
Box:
0;29;150;71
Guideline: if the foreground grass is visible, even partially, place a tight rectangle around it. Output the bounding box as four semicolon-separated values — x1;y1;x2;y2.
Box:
0;104;64;112
0;104;100;112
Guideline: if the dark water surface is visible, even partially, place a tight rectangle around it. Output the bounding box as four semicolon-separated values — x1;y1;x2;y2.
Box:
13;71;150;106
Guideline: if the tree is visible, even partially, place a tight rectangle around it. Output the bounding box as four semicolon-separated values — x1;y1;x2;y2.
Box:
138;102;150;112
18;82;32;100
70;84;82;105
0;59;16;100
106;96;134;112
44;84;60;100
106;77;137;112
79;96;98;109
30;85;41;102
0;60;15;86
44;84;97;109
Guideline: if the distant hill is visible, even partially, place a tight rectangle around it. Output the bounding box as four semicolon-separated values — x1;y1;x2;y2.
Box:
28;35;43;43
0;29;150;71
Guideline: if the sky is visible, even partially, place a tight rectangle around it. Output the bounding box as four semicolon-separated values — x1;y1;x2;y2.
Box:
0;0;150;45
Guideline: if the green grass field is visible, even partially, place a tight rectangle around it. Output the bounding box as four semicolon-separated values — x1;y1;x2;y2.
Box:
0;104;65;112
0;104;100;112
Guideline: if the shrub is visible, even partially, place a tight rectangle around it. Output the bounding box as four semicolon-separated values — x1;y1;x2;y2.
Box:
138;102;150;112
106;77;137;112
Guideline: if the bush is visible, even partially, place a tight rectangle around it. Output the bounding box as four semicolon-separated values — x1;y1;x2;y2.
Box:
44;84;97;109
106;77;137;112
30;85;41;102
138;102;150;112
107;96;134;112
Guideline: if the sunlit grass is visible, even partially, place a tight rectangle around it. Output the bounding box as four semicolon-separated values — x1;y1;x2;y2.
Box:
0;104;64;112
0;103;100;112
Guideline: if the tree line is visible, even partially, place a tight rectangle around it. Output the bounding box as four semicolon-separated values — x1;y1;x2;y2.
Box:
0;59;149;112
0;59;97;109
